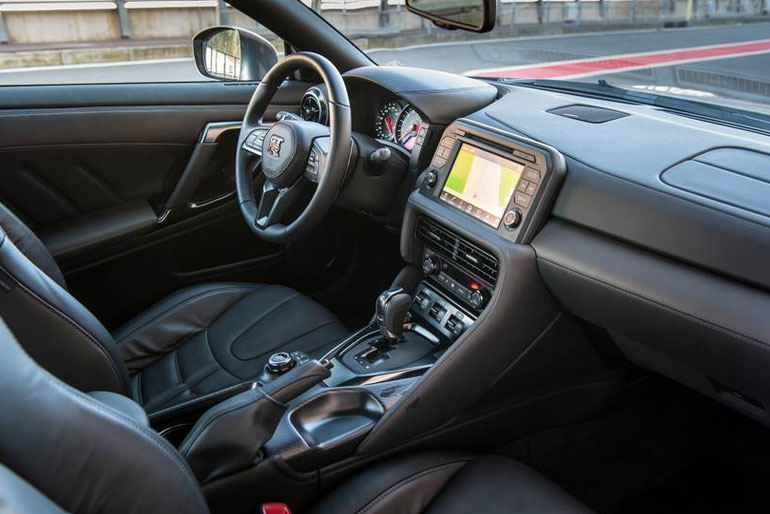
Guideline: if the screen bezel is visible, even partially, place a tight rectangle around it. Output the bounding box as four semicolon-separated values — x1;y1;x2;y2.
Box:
439;142;523;228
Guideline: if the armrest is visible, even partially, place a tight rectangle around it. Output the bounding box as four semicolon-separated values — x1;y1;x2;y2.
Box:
40;200;157;259
179;360;331;483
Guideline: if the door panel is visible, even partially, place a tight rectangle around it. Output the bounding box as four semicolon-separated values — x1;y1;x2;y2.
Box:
1;79;313;327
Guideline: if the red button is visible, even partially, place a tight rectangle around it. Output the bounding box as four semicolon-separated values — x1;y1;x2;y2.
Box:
262;504;291;514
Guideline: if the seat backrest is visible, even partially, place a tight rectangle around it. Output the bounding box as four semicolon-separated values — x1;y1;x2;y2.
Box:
0;318;209;514
0;202;129;394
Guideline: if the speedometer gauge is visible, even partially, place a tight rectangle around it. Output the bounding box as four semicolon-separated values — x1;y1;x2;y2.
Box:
375;101;401;142
395;107;423;150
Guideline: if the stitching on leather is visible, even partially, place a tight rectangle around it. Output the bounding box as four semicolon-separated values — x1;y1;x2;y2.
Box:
142;363;220;411
538;258;770;351
226;292;302;357
203;327;241;379
148;380;251;419
179;388;271;456
3;267;126;394
134;372;143;404
38;371;209;512
172;348;183;383
231;318;338;362
355;460;469;514
115;285;262;344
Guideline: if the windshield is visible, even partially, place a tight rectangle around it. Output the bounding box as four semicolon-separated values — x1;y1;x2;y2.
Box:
312;0;770;117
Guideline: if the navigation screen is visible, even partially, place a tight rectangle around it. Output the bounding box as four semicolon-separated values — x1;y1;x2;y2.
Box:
440;144;524;227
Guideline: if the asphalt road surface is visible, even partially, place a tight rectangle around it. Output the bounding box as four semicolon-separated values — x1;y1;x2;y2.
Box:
2;23;770;110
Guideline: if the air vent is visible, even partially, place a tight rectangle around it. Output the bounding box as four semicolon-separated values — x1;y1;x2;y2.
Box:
416;217;499;285
300;88;327;124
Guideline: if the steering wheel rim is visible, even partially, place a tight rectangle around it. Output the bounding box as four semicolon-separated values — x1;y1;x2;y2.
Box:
235;52;351;243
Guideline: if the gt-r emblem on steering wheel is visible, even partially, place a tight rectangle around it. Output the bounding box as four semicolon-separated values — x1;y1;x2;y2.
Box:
267;135;284;157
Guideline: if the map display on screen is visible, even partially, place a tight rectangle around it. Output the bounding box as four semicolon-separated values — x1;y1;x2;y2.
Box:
439;143;524;227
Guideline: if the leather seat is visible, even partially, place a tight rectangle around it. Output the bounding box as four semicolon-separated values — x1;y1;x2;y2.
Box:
0;202;348;416
311;452;593;514
0;317;592;514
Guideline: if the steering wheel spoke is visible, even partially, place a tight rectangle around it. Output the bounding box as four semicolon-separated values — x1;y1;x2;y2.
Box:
256;180;300;229
242;127;269;156
303;137;330;183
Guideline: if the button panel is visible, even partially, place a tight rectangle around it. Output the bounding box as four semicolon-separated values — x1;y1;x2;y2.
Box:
410;283;475;343
242;129;267;156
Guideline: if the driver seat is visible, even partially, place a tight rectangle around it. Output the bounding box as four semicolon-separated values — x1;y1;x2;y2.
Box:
0;202;348;415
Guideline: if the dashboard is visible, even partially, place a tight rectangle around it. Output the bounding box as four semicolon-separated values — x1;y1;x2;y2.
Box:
320;65;770;431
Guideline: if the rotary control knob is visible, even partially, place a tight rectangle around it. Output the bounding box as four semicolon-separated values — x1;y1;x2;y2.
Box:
266;352;296;374
422;255;441;276
423;170;438;188
469;289;487;310
503;209;522;230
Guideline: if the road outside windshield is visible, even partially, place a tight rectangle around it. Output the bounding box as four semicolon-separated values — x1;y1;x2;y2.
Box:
1;0;769;114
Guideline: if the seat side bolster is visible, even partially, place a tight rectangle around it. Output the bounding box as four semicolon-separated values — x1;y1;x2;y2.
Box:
0;230;128;394
114;283;262;371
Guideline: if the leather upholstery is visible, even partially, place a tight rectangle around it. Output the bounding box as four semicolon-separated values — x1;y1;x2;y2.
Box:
0;320;591;514
87;390;150;427
0;202;66;288
0;463;68;514
0;224;130;394
114;283;348;414
0;201;347;416
311;452;593;514
0;319;209;514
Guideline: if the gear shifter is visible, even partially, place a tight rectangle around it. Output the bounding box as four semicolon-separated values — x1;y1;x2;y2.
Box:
375;287;412;343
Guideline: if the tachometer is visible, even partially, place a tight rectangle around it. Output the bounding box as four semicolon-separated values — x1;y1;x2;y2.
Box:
395;106;423;150
375;100;402;142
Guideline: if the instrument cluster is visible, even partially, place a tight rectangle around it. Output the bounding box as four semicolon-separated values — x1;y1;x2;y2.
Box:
374;100;423;151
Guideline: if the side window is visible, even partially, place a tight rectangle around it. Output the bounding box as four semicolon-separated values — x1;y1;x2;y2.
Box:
0;1;281;85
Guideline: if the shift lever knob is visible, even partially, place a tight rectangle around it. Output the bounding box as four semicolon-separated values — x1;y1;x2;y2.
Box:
376;287;412;341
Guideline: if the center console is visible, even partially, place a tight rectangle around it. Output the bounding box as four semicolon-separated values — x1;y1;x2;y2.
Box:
184;118;569;514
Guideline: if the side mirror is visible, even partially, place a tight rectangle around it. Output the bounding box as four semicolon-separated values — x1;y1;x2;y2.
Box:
192;26;278;81
406;0;496;33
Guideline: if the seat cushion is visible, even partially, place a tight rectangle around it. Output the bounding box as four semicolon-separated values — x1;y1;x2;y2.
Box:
113;283;347;415
310;452;593;514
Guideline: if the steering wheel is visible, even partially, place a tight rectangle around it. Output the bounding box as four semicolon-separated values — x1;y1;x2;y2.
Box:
235;52;351;243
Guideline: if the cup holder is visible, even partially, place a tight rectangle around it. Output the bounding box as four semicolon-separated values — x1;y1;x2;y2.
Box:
289;389;384;451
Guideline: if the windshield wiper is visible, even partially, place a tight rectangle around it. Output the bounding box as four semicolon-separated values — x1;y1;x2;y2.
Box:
498;78;770;134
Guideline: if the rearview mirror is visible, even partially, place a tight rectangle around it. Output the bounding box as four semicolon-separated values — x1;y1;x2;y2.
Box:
193;26;278;81
406;0;496;33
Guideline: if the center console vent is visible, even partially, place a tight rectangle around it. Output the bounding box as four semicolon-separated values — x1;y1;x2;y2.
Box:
416;216;499;285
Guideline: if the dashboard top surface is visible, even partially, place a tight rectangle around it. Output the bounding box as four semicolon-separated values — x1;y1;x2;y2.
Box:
465;84;770;290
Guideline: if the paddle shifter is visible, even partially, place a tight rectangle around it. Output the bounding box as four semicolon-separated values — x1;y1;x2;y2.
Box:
375;287;412;343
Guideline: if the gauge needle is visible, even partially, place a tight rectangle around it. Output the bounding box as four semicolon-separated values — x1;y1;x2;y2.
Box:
384;118;394;135
398;123;419;142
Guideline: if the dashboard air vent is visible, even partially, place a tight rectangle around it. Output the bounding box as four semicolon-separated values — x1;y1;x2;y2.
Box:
416;217;499;285
300;88;327;124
